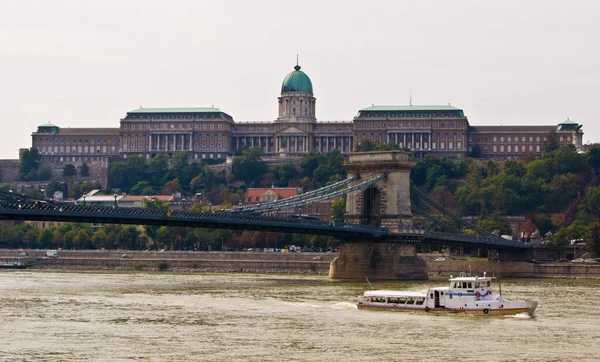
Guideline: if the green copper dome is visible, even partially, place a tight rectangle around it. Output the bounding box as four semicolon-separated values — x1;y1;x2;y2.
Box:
281;65;313;94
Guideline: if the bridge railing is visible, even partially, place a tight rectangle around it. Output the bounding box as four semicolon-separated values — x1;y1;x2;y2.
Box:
0;202;389;237
424;231;529;248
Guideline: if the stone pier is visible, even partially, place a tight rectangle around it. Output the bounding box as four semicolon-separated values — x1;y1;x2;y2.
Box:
329;242;427;280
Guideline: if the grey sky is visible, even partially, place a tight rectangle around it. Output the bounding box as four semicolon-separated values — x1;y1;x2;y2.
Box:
1;0;598;159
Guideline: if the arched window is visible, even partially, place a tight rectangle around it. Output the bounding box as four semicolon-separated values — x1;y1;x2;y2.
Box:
293;108;296;115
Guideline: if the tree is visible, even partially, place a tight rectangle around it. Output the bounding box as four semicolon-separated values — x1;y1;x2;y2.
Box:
63;164;77;178
52;231;64;248
161;178;182;195
330;198;346;222
19;148;41;180
584;222;600;256
116;229;133;249
232;147;268;186
38;229;54;249
469;144;482;158
545;129;560;153
92;229;108;249
143;198;169;250
355;139;376;152
79;162;90;177
73;230;91;249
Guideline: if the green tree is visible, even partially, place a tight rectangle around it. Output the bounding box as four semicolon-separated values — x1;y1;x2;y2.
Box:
79;162;90;177
73;229;92;249
63;164;77;178
545;129;560;153
469;144;482;158
116;229;133;249
355;139;376;152
330;198;346;222
584;222;600;257
92;229;108;249
19;148;41;180
38;229;54;249
232;147;268;186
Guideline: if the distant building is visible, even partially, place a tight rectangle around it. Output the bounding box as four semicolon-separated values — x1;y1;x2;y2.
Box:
30;62;585;164
244;187;299;205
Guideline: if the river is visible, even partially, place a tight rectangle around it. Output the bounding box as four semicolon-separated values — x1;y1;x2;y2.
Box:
0;271;598;361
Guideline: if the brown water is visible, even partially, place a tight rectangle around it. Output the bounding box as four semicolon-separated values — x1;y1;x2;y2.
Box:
0;271;598;361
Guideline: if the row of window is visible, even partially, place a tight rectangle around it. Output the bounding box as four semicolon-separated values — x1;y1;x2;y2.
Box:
481;136;551;143
40;146;115;154
123;123;226;131
360;112;462;118
126;114;225;120
315;126;351;132
486;145;542;153
37;138;117;145
356;121;463;129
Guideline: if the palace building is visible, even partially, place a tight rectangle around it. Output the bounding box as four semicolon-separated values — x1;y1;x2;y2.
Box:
31;63;584;164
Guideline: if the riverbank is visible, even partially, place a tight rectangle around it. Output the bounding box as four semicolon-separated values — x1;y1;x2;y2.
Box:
2;249;600;278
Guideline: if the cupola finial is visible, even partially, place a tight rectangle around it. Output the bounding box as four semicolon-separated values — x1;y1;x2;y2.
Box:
294;54;301;71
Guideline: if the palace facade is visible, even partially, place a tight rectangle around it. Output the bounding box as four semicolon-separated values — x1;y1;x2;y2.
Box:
31;63;584;163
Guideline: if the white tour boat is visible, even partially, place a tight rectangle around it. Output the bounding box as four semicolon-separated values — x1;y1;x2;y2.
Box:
357;272;537;316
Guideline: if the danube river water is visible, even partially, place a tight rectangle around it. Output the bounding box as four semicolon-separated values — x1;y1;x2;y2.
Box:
1;271;598;361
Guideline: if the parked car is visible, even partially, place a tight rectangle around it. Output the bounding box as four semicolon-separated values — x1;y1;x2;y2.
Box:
434;257;446;262
121;254;132;258
571;258;584;263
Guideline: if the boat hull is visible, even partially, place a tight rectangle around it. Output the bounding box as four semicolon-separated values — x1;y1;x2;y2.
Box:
357;301;537;316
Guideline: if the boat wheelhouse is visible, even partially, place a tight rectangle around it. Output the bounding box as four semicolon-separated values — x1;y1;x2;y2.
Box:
357;272;537;316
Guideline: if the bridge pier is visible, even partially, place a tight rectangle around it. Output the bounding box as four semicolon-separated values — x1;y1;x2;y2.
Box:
329;242;427;280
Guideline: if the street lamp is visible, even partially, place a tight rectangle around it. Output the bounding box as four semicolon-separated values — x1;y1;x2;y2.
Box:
82;194;86;206
221;236;224;252
114;192;118;207
40;187;45;200
209;201;212;212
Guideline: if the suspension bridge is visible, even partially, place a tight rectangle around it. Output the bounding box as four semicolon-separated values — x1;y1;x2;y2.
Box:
0;151;531;279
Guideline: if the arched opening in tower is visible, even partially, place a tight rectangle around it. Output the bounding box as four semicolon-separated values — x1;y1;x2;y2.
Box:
362;187;381;226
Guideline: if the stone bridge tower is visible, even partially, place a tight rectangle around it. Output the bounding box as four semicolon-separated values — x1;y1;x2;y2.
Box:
344;151;415;234
329;150;426;280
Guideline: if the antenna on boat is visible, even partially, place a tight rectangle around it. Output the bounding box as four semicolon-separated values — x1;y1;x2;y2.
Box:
365;277;374;290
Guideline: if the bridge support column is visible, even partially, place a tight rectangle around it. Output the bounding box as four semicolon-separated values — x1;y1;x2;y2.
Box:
329;242;427;280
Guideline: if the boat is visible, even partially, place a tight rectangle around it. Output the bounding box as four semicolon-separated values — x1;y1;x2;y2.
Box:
357;272;537;316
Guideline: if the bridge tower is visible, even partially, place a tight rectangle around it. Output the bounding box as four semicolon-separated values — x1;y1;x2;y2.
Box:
329;151;427;280
344;151;415;233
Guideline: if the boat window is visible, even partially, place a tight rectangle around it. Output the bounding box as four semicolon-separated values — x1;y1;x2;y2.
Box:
474;282;480;288
430;293;433;299
454;282;461;288
485;281;490;287
406;298;415;305
415;298;425;305
374;298;386;303
467;282;473;288
388;297;405;304
462;282;468;288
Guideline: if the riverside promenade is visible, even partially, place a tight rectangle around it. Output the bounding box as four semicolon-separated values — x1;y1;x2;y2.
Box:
1;249;600;278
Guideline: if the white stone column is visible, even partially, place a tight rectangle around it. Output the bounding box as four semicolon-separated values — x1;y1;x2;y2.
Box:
420;134;423;149
411;134;415;150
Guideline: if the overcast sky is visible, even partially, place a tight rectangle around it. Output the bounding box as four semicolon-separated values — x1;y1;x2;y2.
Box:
1;0;598;159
